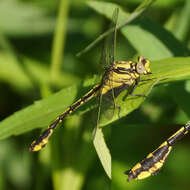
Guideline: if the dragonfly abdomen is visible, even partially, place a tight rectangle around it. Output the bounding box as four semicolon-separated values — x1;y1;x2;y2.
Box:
125;122;190;181
29;84;101;152
125;141;172;181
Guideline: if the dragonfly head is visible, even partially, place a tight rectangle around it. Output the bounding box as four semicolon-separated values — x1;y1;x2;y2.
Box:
136;56;151;75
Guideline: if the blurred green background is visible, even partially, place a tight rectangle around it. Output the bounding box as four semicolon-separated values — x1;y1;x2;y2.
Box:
0;0;190;189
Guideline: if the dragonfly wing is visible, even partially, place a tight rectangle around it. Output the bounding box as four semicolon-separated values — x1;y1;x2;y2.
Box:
100;8;119;122
92;8;119;179
100;8;119;69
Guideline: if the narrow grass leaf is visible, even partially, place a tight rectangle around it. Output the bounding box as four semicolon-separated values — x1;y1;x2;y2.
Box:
77;0;155;56
0;0;55;36
88;1;190;60
93;127;111;179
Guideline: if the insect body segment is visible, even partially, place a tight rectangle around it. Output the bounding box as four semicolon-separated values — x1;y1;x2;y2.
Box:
125;122;190;181
101;56;151;94
29;84;101;151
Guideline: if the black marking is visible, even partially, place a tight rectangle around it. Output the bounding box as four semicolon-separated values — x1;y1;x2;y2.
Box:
117;67;131;72
49;119;60;129
129;78;140;95
167;130;184;146
152;143;170;161
168;123;190;146
60;110;70;120
70;100;81;111
141;58;147;65
29;128;51;151
113;68;129;74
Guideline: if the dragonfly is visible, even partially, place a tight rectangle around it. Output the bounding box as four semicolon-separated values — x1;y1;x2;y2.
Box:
125;121;190;181
29;8;151;152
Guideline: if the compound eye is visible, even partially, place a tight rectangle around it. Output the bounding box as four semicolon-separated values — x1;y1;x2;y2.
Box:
136;63;145;73
141;58;147;65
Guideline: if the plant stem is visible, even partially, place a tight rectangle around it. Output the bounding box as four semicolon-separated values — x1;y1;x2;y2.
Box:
50;0;70;83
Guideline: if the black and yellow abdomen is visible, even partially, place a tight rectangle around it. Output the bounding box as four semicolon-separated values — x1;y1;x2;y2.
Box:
29;84;101;151
125;122;190;181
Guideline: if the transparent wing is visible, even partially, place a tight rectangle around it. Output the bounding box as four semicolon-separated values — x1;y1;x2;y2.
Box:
101;7;119;120
101;8;119;69
93;9;119;178
97;8;120;126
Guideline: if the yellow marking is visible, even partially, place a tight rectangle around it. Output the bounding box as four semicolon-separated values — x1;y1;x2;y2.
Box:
157;141;168;149
64;109;68;114
114;61;132;68
155;161;163;169
137;171;151;179
144;60;151;73
112;71;134;80
101;85;111;95
31;129;53;151
148;162;163;175
154;161;163;170
130;73;137;78
146;152;153;159
184;130;188;135
132;163;142;171
168;127;184;140
101;75;134;94
42;138;48;144
33;145;42;152
161;146;172;162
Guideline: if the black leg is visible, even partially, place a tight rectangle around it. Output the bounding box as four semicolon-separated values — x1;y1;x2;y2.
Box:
129;78;146;97
131;75;156;97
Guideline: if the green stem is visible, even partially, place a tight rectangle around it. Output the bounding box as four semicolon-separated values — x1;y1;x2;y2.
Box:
50;0;70;83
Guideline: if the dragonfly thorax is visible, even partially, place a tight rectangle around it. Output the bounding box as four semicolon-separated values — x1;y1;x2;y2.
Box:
100;56;151;95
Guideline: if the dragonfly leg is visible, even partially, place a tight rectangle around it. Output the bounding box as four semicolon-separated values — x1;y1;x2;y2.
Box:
129;79;146;97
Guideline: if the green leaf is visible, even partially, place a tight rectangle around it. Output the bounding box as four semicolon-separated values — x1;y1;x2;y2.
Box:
0;52;32;91
99;78;159;126
0;57;190;140
151;57;190;82
100;57;190;126
0;0;55;37
77;0;155;56
50;0;70;82
0;52;79;93
173;0;190;41
121;18;190;60
88;1;190;60
93;127;111;179
0;84;83;139
123;0;183;7
167;82;190;120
